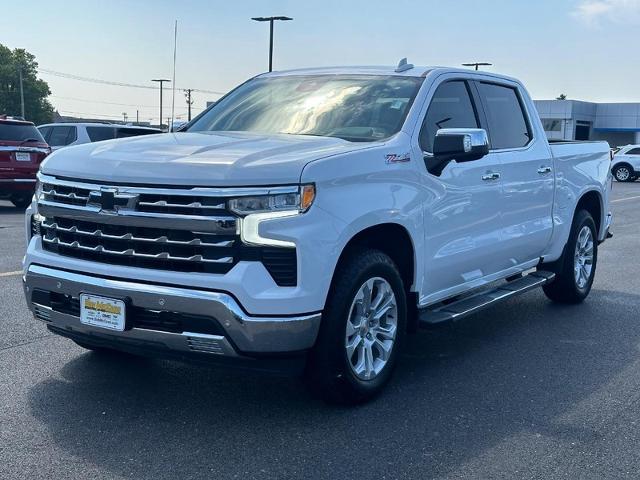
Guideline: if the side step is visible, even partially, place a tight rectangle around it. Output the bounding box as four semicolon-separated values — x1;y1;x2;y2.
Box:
418;271;555;326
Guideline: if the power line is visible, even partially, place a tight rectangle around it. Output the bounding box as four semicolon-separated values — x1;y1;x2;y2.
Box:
39;68;225;95
58;109;191;122
49;94;194;110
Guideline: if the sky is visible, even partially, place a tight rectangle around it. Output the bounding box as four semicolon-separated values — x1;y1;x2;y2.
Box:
2;0;640;124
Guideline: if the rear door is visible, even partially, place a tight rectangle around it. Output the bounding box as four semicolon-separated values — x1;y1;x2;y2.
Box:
474;81;554;265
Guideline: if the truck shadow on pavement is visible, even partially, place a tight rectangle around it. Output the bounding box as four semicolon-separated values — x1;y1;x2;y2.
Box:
27;288;640;479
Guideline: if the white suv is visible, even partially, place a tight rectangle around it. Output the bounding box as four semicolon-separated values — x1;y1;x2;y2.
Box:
37;123;162;151
612;145;640;182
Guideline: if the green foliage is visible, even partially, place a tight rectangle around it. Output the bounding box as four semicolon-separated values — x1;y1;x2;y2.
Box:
556;94;567;100
0;44;54;124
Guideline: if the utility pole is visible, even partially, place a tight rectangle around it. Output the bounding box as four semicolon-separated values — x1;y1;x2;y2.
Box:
151;78;171;129
122;112;128;123
18;67;25;119
462;62;492;71
251;16;293;72
184;89;194;121
136;110;139;124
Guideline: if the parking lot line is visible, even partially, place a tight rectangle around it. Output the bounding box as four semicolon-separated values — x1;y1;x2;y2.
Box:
612;195;640;204
0;270;22;277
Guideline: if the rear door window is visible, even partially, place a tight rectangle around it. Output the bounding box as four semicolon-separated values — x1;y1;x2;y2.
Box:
626;148;640;155
419;81;479;152
477;82;531;150
86;126;115;142
48;126;77;147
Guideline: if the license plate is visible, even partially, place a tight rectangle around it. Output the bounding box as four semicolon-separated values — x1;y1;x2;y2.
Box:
80;294;126;331
15;152;31;162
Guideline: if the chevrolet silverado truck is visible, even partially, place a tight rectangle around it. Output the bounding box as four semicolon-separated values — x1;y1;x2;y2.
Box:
23;63;613;404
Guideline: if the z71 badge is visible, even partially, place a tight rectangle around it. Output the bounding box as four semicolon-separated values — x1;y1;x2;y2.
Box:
385;153;411;164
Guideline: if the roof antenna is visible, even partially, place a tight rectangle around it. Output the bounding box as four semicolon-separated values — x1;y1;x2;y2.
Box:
395;57;414;73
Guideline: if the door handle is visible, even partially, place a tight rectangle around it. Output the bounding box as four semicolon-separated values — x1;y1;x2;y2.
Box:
537;166;552;175
481;172;501;181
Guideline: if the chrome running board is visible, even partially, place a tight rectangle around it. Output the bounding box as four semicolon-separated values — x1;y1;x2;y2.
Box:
419;271;556;326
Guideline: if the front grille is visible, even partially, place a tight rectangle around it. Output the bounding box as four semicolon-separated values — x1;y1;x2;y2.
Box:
31;289;225;336
37;175;298;286
41;217;236;274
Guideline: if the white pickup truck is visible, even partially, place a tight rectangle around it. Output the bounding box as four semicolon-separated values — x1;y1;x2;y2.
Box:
23;62;613;403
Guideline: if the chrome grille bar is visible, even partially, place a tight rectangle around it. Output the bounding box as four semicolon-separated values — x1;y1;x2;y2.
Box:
41;220;234;247
43;236;233;264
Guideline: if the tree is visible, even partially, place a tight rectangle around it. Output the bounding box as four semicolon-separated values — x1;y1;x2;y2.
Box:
556;94;567;100
0;44;54;124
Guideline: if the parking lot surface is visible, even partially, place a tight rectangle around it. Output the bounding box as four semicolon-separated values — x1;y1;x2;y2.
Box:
1;183;639;479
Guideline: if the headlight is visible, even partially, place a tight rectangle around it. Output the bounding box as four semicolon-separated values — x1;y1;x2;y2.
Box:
228;184;315;216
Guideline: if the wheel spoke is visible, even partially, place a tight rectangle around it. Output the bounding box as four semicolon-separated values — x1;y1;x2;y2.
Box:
364;343;374;379
373;338;392;361
373;295;395;321
376;324;397;341
346;336;360;360
345;320;359;337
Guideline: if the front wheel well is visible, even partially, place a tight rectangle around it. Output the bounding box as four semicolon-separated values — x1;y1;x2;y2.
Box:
335;224;416;293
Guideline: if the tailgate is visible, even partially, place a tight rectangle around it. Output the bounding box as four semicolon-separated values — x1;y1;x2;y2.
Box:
0;146;49;180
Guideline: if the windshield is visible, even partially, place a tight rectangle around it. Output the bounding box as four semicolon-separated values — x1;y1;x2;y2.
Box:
188;75;424;142
0;122;45;142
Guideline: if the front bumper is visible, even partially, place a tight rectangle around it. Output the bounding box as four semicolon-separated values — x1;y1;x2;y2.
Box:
24;264;321;370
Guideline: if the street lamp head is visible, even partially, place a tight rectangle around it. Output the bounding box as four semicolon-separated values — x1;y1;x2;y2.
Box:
251;16;293;22
151;79;171;83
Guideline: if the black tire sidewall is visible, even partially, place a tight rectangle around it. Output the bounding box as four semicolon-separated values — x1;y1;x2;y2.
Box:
566;210;598;298
309;249;407;402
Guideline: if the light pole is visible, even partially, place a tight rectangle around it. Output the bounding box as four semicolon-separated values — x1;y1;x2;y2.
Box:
18;67;25;119
462;62;492;71
251;16;292;72
151;78;171;128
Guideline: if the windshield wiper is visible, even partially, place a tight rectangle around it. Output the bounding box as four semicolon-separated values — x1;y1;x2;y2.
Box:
18;138;41;146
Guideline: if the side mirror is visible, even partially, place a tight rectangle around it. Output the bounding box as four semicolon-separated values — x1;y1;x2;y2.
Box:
426;128;490;176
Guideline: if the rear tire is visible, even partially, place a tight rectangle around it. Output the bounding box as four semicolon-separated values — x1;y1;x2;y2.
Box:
10;195;31;209
306;249;407;405
543;210;597;304
613;164;634;182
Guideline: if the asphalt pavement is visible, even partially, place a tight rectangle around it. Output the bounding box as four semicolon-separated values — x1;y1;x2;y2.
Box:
1;183;639;479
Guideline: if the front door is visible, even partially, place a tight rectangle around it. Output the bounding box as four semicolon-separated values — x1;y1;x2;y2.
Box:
417;80;506;304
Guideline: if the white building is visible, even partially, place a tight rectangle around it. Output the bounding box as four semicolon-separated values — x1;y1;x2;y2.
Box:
534;100;640;148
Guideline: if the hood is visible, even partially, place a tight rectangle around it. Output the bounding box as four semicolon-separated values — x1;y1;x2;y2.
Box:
40;131;373;186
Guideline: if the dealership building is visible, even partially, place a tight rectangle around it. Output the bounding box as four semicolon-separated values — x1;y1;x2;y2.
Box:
534;100;640;148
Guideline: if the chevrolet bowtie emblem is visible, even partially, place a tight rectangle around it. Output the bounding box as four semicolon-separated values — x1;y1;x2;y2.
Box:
88;188;138;214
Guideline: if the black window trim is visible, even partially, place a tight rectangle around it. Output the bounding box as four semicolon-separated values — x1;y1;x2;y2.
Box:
626;147;640;155
473;80;535;152
418;78;482;154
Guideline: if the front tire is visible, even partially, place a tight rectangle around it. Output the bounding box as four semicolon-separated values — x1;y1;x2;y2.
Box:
543;210;597;304
613;164;634;182
306;249;407;404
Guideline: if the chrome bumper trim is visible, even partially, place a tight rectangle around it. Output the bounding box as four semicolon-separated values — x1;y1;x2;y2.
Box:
24;264;321;354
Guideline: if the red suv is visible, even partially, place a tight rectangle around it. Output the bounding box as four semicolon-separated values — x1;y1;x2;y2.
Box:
0;116;50;208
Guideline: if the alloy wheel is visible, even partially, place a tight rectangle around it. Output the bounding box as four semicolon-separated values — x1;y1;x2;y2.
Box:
345;277;398;381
